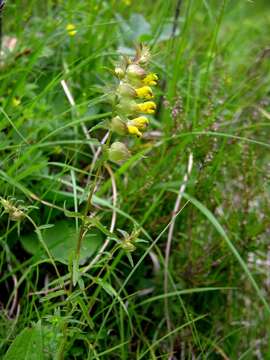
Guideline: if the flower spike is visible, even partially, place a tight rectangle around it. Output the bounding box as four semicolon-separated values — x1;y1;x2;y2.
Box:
109;45;158;145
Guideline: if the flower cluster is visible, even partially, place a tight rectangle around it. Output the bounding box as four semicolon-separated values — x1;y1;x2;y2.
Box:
112;46;158;138
108;45;158;164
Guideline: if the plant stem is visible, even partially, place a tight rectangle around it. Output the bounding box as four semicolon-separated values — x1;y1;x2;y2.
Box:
73;131;112;286
75;165;102;260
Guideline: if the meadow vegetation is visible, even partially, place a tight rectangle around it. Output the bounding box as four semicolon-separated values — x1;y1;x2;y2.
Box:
1;0;270;358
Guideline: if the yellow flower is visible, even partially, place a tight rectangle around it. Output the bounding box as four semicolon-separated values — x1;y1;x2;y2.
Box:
66;23;77;36
127;117;149;137
127;125;142;137
135;86;153;99
143;73;158;86
136;101;156;114
12;98;21;107
53;146;62;155
128;116;149;130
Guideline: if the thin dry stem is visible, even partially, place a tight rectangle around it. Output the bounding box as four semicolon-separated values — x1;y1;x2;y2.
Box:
61;79;96;155
164;152;193;357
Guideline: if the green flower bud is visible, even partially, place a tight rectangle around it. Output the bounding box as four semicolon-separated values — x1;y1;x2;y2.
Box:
117;83;136;98
114;67;125;79
126;64;146;79
108;142;130;164
115;99;137;116
122;240;136;252
110;116;127;135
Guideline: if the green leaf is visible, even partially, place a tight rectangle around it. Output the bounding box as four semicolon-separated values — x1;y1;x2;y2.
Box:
4;322;43;360
117;13;151;43
20;221;103;265
129;13;151;41
20;232;41;255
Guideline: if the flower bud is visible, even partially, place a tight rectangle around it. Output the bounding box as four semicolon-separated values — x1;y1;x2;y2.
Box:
114;67;125;79
122;240;136;252
126;64;146;79
116;99;137;116
117;83;136;98
110;116;127;135
108;142;130;164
